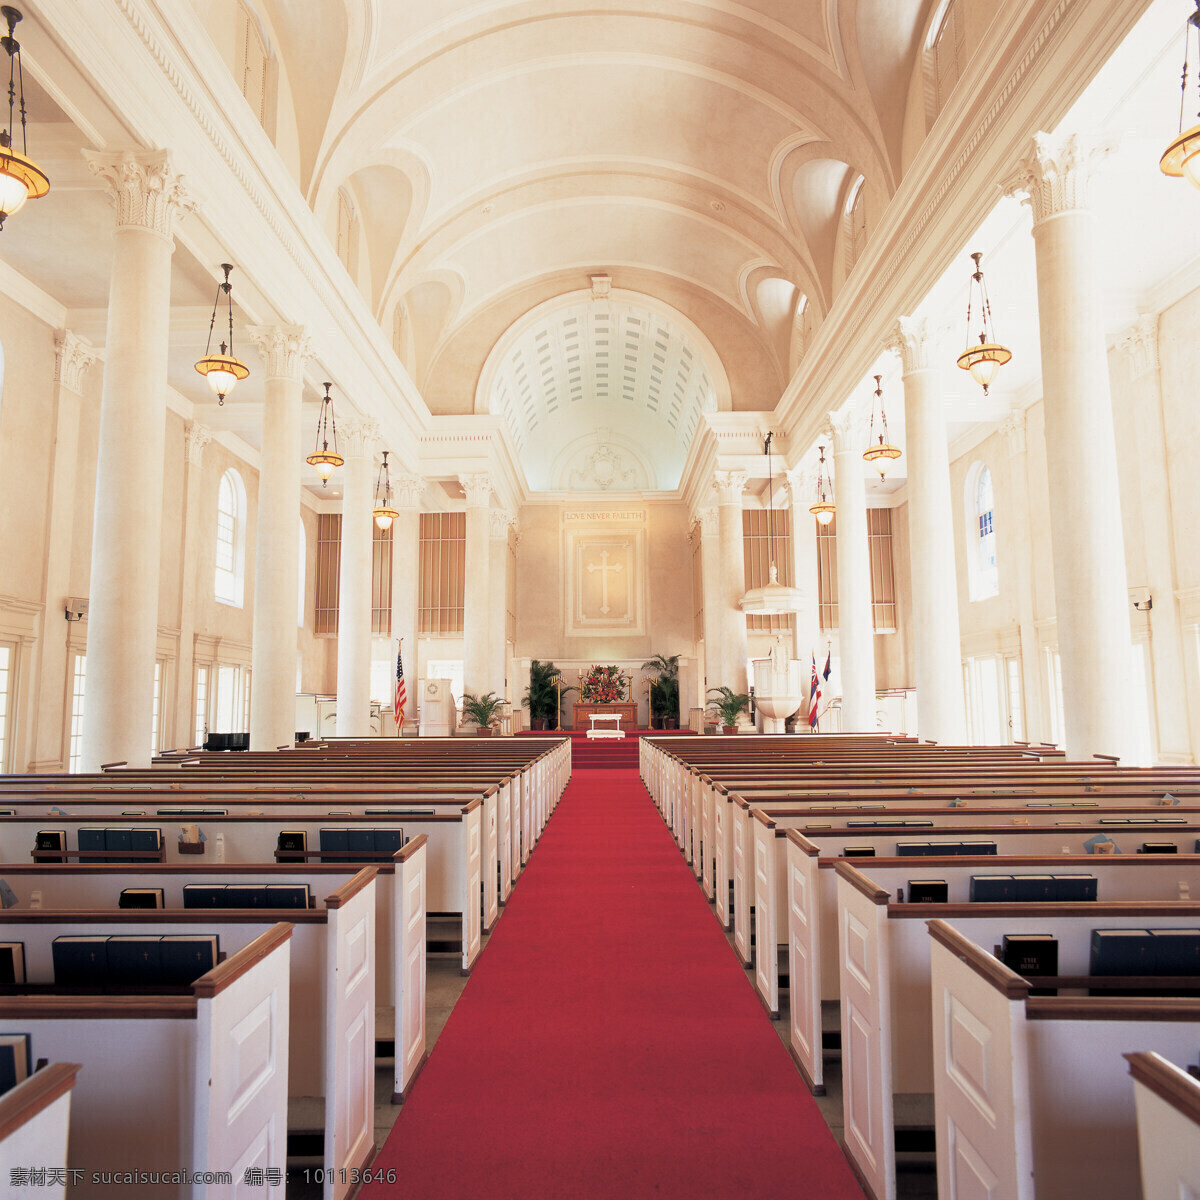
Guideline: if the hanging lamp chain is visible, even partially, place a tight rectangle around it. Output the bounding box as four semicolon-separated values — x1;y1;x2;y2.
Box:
0;6;26;155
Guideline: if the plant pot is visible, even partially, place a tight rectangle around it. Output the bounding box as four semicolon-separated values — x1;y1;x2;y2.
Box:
476;727;494;737
722;725;738;735
531;719;547;731
664;718;678;730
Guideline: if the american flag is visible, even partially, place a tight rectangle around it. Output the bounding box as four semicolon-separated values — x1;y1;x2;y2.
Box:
394;643;407;730
808;652;821;731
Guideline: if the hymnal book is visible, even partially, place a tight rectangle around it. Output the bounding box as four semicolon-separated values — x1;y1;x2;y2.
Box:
320;828;349;862
907;880;948;904
159;935;219;985
266;884;311;910
224;886;268;908
277;830;307;854
1013;875;1057;902
105;937;162;986
33;830;66;863
119;888;164;910
841;846;875;858
182;884;226;909
960;841;999;856
104;827;133;862
0;943;26;985
130;827;163;858
374;828;406;859
1149;929;1200;975
348;828;376;861
1090;929;1155;976
1051;874;1098;902
1138;842;1178;854
970;875;1014;902
896;842;931;857
1001;933;1058;993
77;827;108;863
52;935;108;986
0;1033;31;1096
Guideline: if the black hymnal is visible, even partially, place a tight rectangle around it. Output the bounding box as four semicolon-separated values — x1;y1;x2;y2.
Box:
0;1033;31;1095
842;845;875;858
907;880;948;904
33;830;65;863
1138;842;1178;854
52;936;108;986
182;884;226;909
105;937;162;986
277;830;307;854
119;888;164;910
0;943;25;984
1051;874;1098;902
266;884;311;910
970;875;1014;902
1013;875;1056;902
159;935;219;985
1090;929;1155;976
1001;933;1058;994
224;885;268;908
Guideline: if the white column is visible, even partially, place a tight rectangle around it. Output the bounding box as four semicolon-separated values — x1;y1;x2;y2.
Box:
1001;410;1049;744
248;326;313;751
335;419;379;737
172;422;213;750
1117;317;1193;763
828;408;876;731
489;511;513;701
714;471;749;692
888;317;966;744
1005;133;1132;761
389;472;423;734
461;472;491;701
80;150;195;771
697;505;723;696
29;332;99;770
785;468;821;665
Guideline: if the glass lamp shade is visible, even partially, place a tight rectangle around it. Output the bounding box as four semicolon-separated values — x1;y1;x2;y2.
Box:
957;342;1012;392
0;146;48;222
194;350;249;402
1161;123;1200;188
307;451;344;484
373;504;398;530
740;563;804;616
809;501;835;525
863;443;902;478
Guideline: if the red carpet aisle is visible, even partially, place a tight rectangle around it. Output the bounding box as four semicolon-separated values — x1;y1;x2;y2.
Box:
361;767;865;1200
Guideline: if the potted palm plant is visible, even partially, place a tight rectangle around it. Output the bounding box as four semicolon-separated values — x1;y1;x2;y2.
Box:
522;660;574;730
460;691;506;736
707;685;750;735
642;653;681;730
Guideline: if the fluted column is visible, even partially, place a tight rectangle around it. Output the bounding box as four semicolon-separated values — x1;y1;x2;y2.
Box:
1118;317;1193;762
697;506;723;694
29;332;99;770
784;468;821;666
461;473;492;702
828;408;876;730
248;326;313;750
80;150;195;771
1005;133;1131;761
335;419;379;737
389;472;423;734
172;422;213;749
489;511;514;702
713;471;749;692
888;317;966;744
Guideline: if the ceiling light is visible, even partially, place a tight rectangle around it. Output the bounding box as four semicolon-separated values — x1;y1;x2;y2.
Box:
373;449;399;530
863;374;901;478
0;7;48;229
741;431;804;616
809;444;835;525
194;263;249;404
956;251;1011;394
1162;1;1200;187
306;382;344;486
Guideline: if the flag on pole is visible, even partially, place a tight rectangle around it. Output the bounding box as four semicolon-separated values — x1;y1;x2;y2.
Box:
394;642;407;730
823;650;832;682
809;653;821;730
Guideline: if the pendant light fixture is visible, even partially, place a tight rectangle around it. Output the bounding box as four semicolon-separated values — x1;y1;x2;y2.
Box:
809;444;835;525
1161;0;1200;187
740;431;804;616
956;251;1011;395
372;450;399;530
863;374;901;478
194;263;249;404
0;7;48;229
306;382;344;486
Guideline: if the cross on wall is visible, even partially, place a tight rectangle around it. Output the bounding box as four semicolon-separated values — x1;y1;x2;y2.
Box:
586;549;623;615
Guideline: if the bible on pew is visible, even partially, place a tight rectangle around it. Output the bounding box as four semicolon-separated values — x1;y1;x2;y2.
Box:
0;1033;31;1096
119;889;164;910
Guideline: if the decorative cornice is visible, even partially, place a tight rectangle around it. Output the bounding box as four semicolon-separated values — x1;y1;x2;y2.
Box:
712;469;748;506
1000;408;1027;457
184;421;213;466
339;417;381;460
1002;130;1114;225
1117;314;1160;381
392;473;424;510
83;148;196;240
247;324;314;381
460;472;492;508
53;330;99;395
886;315;939;376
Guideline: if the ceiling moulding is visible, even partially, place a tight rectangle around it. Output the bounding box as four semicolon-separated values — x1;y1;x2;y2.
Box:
773;0;1150;457
30;0;430;456
420;413;526;514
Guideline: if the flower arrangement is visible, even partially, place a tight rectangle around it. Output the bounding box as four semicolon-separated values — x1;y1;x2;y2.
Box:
579;664;629;703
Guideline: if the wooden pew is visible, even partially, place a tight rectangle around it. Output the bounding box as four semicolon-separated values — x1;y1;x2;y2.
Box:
1125;1051;1200;1199
0;1063;81;1195
929;918;1200;1200
0;924;292;1199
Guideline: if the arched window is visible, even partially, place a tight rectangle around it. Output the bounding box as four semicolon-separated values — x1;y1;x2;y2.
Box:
844;176;866;274
928;0;965;118
236;0;270;129
215;468;247;607
298;517;307;628
966;461;998;600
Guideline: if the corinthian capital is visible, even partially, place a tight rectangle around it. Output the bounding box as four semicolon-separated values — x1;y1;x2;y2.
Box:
460;472;491;507
489;509;515;539
1117;315;1160;381
248;325;315;381
695;505;718;537
53;330;99;395
392;472;424;509
83;149;196;240
1002;131;1114;225
886;315;940;376
825;405;865;453
184;421;214;466
339;417;381;460
712;469;748;506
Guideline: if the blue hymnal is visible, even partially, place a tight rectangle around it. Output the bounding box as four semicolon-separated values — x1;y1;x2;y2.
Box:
182;884;226;908
266;884;310;910
374;829;406;859
348;828;375;861
78;827;107;863
1013;875;1056;902
52;936;108;985
105;937;162;986
319;828;349;863
159;935;218;985
1149;929;1200;974
1051;875;1098;901
1090;929;1155;975
969;875;1013;902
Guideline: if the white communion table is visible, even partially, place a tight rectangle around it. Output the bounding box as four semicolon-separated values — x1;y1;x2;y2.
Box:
586;713;626;740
